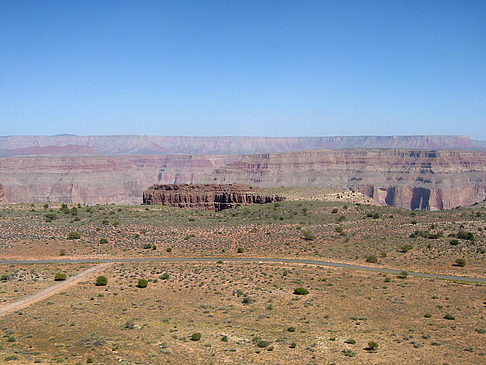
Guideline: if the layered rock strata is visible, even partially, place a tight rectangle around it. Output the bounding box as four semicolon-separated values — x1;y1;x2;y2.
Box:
143;184;283;211
1;149;485;210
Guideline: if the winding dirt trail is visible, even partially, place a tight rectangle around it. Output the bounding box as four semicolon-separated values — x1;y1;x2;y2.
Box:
0;263;112;318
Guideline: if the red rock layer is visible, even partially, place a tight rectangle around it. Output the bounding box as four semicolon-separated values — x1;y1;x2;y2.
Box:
143;184;283;211
1;149;485;210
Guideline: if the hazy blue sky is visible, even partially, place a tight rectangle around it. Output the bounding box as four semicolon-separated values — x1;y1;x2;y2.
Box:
1;1;485;138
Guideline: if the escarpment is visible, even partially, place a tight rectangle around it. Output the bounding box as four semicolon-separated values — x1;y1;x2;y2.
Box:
143;184;283;211
0;149;485;210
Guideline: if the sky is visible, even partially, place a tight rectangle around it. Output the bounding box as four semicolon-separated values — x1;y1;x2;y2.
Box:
1;1;485;138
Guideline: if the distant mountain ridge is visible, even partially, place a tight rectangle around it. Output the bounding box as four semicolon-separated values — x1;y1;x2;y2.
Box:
0;135;484;156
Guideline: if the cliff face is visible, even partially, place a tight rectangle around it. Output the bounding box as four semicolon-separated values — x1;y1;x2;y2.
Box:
143;184;283;211
0;135;483;156
1;149;485;210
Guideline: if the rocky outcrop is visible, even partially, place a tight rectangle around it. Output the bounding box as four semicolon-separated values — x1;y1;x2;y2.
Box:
143;184;283;211
0;184;5;203
0;135;484;156
1;149;485;210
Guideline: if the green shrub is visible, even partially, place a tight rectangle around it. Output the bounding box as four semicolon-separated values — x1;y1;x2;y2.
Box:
457;231;474;240
293;287;309;295
366;255;378;263
344;339;356;344
397;271;408;279
137;279;148;288
44;213;57;222
331;208;338;214
143;243;152;249
54;273;67;281
256;339;271;348
367;341;379;352
95;276;107;286
237;247;244;253
399;244;413;253
99;238;108;244
342;349;356;357
449;239;459;246
302;230;315;241
289;342;297;348
443;314;455;320
67;231;81;240
287;326;296;332
190;332;201;341
160;273;170;280
455;258;466;267
166;247;172;252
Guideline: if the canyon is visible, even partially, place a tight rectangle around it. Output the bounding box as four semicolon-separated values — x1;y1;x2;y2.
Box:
1;148;485;210
143;184;283;211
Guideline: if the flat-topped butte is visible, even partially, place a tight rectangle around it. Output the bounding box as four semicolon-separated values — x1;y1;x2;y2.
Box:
143;184;284;211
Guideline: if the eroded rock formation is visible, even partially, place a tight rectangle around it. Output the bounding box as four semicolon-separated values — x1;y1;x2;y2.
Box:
1;149;485;210
143;184;283;211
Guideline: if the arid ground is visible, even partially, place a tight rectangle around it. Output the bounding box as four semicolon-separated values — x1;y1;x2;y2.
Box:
0;189;485;364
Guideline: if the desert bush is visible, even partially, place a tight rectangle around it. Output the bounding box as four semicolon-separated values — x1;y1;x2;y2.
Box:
397;271;408;279
367;341;379;352
143;243;152;249
137;279;148;288
237;247;244;253
366;255;378;263
342;349;356;357
287;326;296;332
443;314;455;320
302;230;315;241
399;244;412;253
166;247;172;252
293;287;309;295
67;231;81;240
44;213;57;222
95;276;107;286
455;258;466;267
54;273;67;281
457;231;474;240
124;320;135;329
450;239;459;246
99;238;108;244
190;332;201;341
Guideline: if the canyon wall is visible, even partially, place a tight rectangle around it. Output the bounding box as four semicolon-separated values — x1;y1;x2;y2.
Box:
143;184;283;211
0;149;485;209
1;135;484;156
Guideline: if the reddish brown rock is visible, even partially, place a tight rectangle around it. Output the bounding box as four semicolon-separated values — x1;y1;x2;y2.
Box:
143;184;283;211
0;149;485;210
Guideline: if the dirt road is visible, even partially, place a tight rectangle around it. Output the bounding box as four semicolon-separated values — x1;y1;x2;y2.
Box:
0;262;112;317
0;257;484;283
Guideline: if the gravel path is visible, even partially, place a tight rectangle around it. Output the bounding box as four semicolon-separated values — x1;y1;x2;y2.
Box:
0;263;112;317
1;257;484;283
